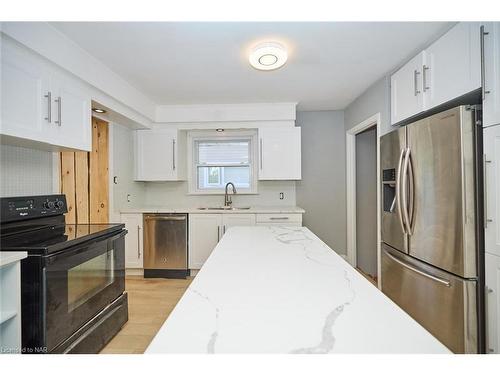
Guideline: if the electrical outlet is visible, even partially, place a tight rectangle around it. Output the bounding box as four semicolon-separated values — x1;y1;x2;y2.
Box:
279;192;284;200
127;194;131;203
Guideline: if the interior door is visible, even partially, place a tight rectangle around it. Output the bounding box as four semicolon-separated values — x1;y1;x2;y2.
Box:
382;244;477;353
407;106;476;278
380;127;407;253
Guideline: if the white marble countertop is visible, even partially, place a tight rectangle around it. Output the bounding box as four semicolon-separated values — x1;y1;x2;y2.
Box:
120;206;305;214
0;251;27;268
146;226;450;354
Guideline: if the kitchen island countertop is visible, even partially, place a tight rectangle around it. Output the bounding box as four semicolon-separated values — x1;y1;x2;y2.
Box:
146;226;450;354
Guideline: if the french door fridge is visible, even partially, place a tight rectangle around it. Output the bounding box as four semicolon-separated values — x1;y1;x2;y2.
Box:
380;105;482;353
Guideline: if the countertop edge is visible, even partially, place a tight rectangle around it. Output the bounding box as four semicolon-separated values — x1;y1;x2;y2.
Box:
0;251;28;267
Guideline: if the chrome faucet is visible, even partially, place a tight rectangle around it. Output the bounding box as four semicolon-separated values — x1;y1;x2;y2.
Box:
224;182;237;207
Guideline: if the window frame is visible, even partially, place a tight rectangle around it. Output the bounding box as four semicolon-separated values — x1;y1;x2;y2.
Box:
187;130;258;195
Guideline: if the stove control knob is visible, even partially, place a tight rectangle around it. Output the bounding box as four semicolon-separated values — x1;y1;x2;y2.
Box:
56;200;64;209
45;201;55;209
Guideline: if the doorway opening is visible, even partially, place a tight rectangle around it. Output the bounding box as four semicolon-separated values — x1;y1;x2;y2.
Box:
346;113;381;288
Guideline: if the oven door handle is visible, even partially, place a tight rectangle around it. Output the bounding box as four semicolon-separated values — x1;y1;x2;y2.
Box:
45;229;127;265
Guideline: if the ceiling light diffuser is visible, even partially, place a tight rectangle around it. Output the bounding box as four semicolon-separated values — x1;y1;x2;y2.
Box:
249;42;287;71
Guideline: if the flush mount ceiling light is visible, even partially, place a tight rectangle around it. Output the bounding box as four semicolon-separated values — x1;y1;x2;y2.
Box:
249;42;287;71
92;107;106;114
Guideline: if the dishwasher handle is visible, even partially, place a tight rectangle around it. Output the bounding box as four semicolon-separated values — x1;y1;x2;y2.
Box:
144;216;187;221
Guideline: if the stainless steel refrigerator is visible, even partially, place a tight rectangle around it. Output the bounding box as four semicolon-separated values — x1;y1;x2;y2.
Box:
380;105;482;354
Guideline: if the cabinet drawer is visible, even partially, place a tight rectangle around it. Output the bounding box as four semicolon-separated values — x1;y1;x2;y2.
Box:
255;213;302;223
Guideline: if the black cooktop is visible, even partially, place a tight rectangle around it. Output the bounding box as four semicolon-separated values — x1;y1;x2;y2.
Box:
1;194;125;256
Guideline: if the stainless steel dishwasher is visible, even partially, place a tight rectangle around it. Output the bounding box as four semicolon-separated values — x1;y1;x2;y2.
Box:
143;213;188;279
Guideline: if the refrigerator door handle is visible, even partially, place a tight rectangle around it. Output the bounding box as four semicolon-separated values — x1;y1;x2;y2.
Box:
401;147;412;235
385;250;451;287
407;148;415;234
396;148;407;234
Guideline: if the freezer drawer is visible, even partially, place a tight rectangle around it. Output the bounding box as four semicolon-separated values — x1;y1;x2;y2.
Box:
143;214;188;277
381;244;478;353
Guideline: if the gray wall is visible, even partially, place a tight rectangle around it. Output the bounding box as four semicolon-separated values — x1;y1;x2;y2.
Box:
344;76;392;135
296;110;346;253
355;127;377;276
0;144;55;197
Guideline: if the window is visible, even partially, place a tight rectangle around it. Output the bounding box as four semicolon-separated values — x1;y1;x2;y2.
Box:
189;131;257;194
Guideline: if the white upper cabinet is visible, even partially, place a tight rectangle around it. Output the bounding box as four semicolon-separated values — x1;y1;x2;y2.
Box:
1;41;50;143
391;23;481;125
391;52;425;124
484;124;500;257
482;22;500;128
1;36;91;151
425;22;480;109
49;73;92;151
258;127;301;180
134;128;186;181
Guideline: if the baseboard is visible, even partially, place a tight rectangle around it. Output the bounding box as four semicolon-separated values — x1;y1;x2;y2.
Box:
125;268;144;276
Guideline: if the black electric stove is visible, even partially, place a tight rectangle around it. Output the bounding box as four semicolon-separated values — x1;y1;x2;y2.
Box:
0;194;128;354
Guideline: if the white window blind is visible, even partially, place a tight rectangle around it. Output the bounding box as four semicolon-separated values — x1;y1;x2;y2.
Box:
196;140;250;165
194;139;253;190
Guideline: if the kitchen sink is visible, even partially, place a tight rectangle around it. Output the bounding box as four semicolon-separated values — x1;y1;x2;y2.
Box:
197;206;251;211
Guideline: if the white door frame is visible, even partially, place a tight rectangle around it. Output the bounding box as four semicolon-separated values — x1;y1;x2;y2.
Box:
346;113;381;289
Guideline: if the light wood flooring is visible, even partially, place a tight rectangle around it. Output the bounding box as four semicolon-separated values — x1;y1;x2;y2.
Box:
100;275;192;354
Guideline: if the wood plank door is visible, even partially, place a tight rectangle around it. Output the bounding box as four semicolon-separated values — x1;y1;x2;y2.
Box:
60;117;109;224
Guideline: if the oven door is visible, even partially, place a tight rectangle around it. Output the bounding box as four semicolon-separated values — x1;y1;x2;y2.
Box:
44;230;125;352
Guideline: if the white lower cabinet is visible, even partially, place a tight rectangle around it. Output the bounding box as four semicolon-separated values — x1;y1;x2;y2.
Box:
121;214;144;269
255;213;302;227
189;213;258;269
189;214;223;269
486;252;500;353
221;214;256;238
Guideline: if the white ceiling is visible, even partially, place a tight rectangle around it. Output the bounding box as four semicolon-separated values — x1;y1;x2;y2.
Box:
51;22;453;111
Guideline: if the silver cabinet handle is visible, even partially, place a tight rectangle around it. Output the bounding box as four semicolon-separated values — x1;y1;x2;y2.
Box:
385;251;451;287
413;70;421;96
484;155;492;228
259;138;263;170
44;92;52;123
480;25;491;98
270;217;289;220
396;148;407;235
172;139;176;171
422;65;430;92
144;216;186;221
223;225;226;234
55;96;62;126
217;225;220;242
137;225;141;258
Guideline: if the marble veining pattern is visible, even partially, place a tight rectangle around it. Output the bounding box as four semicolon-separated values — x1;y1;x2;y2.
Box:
188;287;221;353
